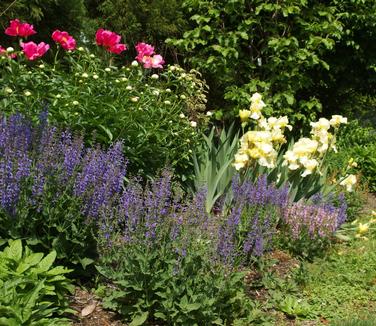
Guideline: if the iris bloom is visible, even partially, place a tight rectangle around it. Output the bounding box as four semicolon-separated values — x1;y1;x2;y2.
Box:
339;174;357;192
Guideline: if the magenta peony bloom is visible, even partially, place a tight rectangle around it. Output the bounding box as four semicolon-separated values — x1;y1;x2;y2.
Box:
135;42;155;62
52;30;76;51
108;43;127;54
5;19;36;37
95;28;127;54
0;46;5;55
21;41;49;61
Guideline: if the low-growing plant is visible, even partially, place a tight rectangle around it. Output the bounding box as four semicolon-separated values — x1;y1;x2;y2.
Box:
332;317;376;326
0;239;74;325
97;244;261;326
280;193;347;259
95;171;266;325
276;295;313;319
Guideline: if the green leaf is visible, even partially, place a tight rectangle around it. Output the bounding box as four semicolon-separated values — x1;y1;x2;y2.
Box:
46;266;72;276
16;252;44;274
35;250;56;273
0;318;19;326
4;240;22;262
335;234;351;242
129;311;149;326
185;303;201;312
154;312;167;320
79;257;95;270
99;124;113;142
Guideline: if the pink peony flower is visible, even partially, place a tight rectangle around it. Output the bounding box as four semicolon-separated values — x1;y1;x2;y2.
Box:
21;41;49;61
135;42;155;62
0;46;5;55
52;30;76;51
108;43;127;54
95;28;127;54
5;19;36;37
142;54;165;69
150;54;165;68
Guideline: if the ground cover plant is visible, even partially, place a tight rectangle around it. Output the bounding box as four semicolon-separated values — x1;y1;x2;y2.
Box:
0;239;74;325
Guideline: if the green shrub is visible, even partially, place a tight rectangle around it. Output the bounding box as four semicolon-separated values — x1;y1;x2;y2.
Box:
0;239;74;326
328;120;376;192
0;0;86;44
85;0;187;53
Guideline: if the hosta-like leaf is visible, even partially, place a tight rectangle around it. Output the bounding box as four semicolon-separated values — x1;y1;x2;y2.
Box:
129;311;148;326
16;253;44;274
4;240;22;262
35;250;57;273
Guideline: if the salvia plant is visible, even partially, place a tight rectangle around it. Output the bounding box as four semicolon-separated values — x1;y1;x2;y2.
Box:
95;171;265;325
281;193;348;258
0;113;126;267
217;175;289;266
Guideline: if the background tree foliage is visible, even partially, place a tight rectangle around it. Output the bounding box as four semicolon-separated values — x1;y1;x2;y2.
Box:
168;0;376;128
0;0;86;44
84;0;187;59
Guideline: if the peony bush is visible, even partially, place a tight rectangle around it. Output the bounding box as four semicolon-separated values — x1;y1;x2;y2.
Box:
0;19;209;179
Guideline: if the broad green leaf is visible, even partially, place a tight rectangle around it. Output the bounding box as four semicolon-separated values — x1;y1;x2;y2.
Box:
16;253;44;274
79;257;94;270
4;240;22;262
154;312;167;320
185;303;201;312
0;318;19;326
129;311;148;326
35;250;57;273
